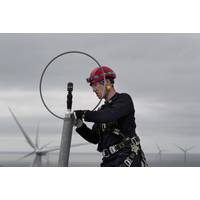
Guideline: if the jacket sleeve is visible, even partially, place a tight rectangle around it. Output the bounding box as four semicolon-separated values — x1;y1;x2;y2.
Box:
84;94;134;123
75;123;99;144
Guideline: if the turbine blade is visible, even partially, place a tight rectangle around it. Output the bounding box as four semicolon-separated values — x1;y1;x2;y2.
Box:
17;151;35;161
186;146;195;152
175;144;185;152
40;142;90;155
71;142;90;148
156;144;161;151
39;142;52;150
8;107;36;150
35;122;40;148
42;147;60;154
156;144;164;154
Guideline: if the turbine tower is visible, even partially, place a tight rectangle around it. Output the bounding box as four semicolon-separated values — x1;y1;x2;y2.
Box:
175;144;194;164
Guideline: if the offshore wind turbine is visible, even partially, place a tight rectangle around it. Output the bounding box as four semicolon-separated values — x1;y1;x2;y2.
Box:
9;107;59;167
156;144;166;164
9;107;90;166
175;144;195;164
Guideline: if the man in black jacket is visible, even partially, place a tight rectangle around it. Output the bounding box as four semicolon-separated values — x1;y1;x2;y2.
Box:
74;66;147;167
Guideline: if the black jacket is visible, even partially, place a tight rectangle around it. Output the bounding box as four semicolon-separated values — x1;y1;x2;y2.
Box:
76;93;137;152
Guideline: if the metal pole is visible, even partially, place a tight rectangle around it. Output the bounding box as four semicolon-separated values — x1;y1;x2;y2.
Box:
58;82;74;167
58;113;74;166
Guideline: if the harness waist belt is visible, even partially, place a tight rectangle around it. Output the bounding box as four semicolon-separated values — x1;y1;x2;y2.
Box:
102;136;140;158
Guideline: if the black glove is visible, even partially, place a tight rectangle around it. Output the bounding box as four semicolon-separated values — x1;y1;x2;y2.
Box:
74;110;87;120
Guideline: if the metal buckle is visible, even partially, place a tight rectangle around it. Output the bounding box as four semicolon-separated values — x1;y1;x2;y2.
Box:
113;128;120;135
118;142;125;149
124;158;132;167
131;136;140;145
102;149;110;158
109;145;117;154
131;137;137;145
131;145;139;155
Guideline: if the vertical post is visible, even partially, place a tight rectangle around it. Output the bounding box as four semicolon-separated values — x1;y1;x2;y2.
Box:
58;113;74;166
58;82;74;167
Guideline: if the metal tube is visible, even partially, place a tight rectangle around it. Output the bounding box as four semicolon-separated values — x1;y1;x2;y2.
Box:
58;113;74;167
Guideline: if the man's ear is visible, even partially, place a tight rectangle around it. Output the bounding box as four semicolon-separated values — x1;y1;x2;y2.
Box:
105;79;112;91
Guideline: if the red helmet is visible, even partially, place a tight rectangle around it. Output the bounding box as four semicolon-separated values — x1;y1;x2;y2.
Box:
86;66;116;85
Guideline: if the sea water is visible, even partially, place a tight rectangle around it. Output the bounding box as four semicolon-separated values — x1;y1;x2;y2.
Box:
1;152;200;167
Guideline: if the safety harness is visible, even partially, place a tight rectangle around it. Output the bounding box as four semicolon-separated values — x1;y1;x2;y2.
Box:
101;124;148;167
97;95;148;167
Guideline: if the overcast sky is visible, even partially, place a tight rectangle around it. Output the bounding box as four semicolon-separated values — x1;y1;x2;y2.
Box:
0;33;200;153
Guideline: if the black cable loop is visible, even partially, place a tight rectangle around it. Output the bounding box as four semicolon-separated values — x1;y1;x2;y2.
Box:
39;51;105;120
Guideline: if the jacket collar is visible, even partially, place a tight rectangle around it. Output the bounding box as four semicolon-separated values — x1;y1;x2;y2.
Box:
105;92;119;104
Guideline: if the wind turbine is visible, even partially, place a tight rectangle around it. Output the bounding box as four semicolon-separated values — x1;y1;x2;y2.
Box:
156;144;166;164
9;107;59;167
175;144;195;164
9;107;90;167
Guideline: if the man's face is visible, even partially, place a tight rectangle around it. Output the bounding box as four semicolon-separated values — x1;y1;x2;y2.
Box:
91;81;104;99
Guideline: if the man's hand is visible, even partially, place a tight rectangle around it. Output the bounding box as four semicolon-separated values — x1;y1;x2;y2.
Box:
74;118;84;128
74;110;87;120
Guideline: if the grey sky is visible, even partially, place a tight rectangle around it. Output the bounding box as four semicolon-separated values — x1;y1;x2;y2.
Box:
0;33;200;153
